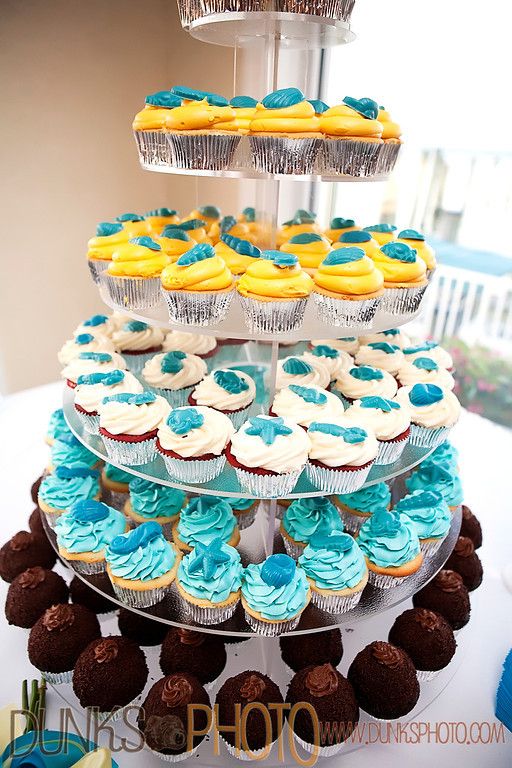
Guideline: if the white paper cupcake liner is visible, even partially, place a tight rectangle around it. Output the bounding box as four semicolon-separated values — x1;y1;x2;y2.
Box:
42;669;73;685
147;384;195;407
249;136;321;175
148;745;199;763
310;586;363;614
72;558;106;575
167;132;241;171
420;537;445;558
103;489;129;511
243;610;301;636
282;536;306;561
376;141;402;175
293;732;347;757
312;292;382;328
233;467;302;497
234;505;258;531
134;130;174;168
162;288;234;327
321;139;381;177
99;272;163;310
238;295;308;333
380;283;428;315
220;734;276;761
305;461;373;494
277;0;354;20
75;408;100;435
337;508;369;535
110;580;171;608
408;424;451;449
101;434;157;465
416;668;441;682
374;435;409;466
160;452;226;483
121;350;158;375
179;593;239;625
88;258;110;284
367;570;409;589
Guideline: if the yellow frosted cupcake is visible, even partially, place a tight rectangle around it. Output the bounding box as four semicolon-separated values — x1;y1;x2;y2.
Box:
325;217;359;243
184;205;221;229
276;209;321;246
249;88;321;174
237;251;313;332
377;106;403;173
87;222;129;283
214;234;261;276
144;207;179;234
372;242;428;315
160;242;235;326
362;223;397;246
280;232;332;275
168;218;211;244
397;229;437;276
223;95;258;135
334;229;382;259
320;97;383;176
100;236;170;310
312;247;384;327
208;215;251;245
156;227;194;261
115;213;151;238
238;206;265;246
132;90;182;168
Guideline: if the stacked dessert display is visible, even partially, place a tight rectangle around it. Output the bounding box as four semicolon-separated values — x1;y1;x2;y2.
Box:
1;3;485;764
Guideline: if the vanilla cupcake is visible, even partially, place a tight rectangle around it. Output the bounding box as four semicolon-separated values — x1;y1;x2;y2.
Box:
396;357;455;390
172;496;240;553
87;222;129;283
334;365;398;405
112;320;165;374
334;230;382;260
280;233;332;275
397;229;436;276
61;351;127;389
395;384;460;448
357;509;423;589
311;337;359;355
214;235;261;276
355;342;405;374
189;368;256;429
142;351;207;406
303;344;353;381
58;333;115;366
74;369;143;434
345;396;411;465
325;217;359;243
99;391;170;465
163;330;218;360
402;342;453;370
145;208;180;234
371;242;428;315
74;313;117;340
359;327;411;349
271;384;345;428
101;235;170;310
362;223;397;246
276;356;330;390
156;227;194;261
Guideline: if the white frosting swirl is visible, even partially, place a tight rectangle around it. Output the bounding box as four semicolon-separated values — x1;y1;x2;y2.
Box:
397;359;455;390
355;344;405;374
308;418;378;467
403;344;453;370
74;371;142;413
142;352;207;390
345;398;411;440
157;405;234;457
303;349;353;380
58;336;115;366
272;385;345;427
360;329;411;349
99;395;170;435
230;415;310;473
334;367;398;400
163;331;217;356
108;312;133;332
191;368;256;410
112;325;165;352
311;338;360;355
276;356;331;390
61;353;127;383
395;385;461;428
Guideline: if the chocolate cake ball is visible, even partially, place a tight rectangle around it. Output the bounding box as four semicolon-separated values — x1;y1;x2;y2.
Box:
280;628;343;673
413;570;470;630
73;636;148;713
286;664;358;749
28;604;101;678
28;508;45;538
445;536;483;591
216;672;284;753
5;567;69;628
160;628;227;685
69;575;116;614
31;475;44;504
139;673;210;758
389;608;456;674
0;531;56;583
347;641;420;720
459;506;482;549
118;608;168;647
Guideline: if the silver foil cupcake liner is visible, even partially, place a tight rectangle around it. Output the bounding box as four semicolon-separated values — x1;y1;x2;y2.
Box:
312;292;382;328
162;288;234;327
134;130;174;168
294;732;347;758
310;586;363;614
122;350;158;375
243;610;301;637
224;405;251;431
42;669;72;685
367;570;410;589
220;735;276;762
160;452;226;483
101;434;157;466
337;507;369;534
233;467;302;497
149;384;195;407
88;258;110;284
179;593;239;625
75;408;100;435
111;581;171;608
376;141;402;175
380;283;428;315
148;746;199;763
305;461;373;494
249;136;321;175
103;489;129;511
43;510;61;530
199;0;270;16
176;0;202;26
167;132;241;171
99;272;163;310
408;424;451;449
420;537;445;559
234;505;258;530
277;0;354;20
282;536;306;561
238;295;308;333
321;139;381;177
375;435;409;466
416;668;441;682
72;558;106;575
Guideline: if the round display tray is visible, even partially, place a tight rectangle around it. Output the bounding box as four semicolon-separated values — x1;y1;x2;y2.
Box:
41;506;461;637
140;161;387;183
63;387;435;500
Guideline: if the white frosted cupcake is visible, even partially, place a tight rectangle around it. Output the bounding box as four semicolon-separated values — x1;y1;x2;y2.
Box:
188;368;256;429
227;415;311;497
306;418;378;494
345;396;411;465
310;337;359;355
142;351;207;406
395;383;461;448
334;365;398;405
74;369;143;434
276;356;330;391
402;342;453;370
303;344;353;381
396;356;455;390
98;391;170;465
112;320;165;374
58;333;115;366
355;342;405;374
359;328;411;349
157;405;234;483
74;313;117;339
271;384;345;428
61;351;127;389
163;330;218;360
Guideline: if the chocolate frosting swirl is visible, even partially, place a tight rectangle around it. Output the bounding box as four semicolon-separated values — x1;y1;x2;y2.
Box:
414;608;442;631
454;536;474;557
162;675;193;708
436;569;463;593
240;674;266;702
372;641;404;670
42;604;75;632
305;664;339;698
177;629;204;647
94;638;119;664
19;566;46;589
10;532;31;552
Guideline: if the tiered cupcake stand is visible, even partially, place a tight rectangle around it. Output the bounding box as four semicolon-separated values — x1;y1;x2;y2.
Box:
42;4;468;763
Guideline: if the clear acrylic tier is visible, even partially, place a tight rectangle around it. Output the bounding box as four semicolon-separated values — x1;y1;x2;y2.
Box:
139;161;388;182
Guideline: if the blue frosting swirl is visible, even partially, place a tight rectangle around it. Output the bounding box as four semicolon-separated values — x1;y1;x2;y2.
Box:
51;435;98;470
422;440;458;473
343;96;379;119
262;88;304;109
178;539;243;603
145;90;182;108
242;558;309;620
380;242;417;263
221;234;261;258
55;500;126;555
170;85;228;107
106;522;176;582
406;463;463;507
96;222;123;237
104;463;134;486
47;409;67;440
39;463;100;513
289;384;327;405
166;407;204;435
299;532;367;591
177;242;215;266
395;489;451;540
230;95;258;108
339;231;372;243
283;496;343;543
129;477;186;520
227;497;255;512
177;496;237;548
336;482;391;514
358;509;420;568
323;247;365;266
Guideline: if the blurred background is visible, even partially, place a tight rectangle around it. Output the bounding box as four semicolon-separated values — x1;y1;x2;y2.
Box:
1;0;511;426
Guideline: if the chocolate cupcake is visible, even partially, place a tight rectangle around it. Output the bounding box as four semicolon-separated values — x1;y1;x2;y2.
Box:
286;664;358;756
445;536;483;591
28;508;45;538
413;569;470;630
28;603;101;684
280;628;343;673
459;505;482;549
216;671;284;758
138;673;210;761
347;641;420;720
73;636;148;716
160;628;226;686
0;531;56;583
389;608;456;681
118;608;168;646
5;567;69;628
69;575;116;614
31;475;44;504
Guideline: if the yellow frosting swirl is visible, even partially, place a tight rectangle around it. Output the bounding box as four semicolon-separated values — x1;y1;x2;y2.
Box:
325;225;359;243
161;254;234;293
187;208;220;227
209;221;252;245
280;236;332;272
371;248;427;285
365;230;396;246
155;235;194;260
378;109;402;140
108;242;170;278
87;230;129;261
132;106;172;132
238;259;313;300
214;241;258;275
334;236;382;260
314;252;384;297
146;214;180;234
166;101;236;132
250;101;321;135
397;238;436;270
121;220;151;238
276;223;322;247
320;105;383;138
219;107;256;134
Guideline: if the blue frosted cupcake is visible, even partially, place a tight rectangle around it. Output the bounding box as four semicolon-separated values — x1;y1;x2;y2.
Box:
38;465;101;529
172;496;240;553
105;521;181;607
125;477;186;536
55;499;127;574
357;509;423;589
280;496;343;559
45;408;68;446
225;497;260;531
420;440;459;473
395;489;451;558
49;431;100;472
298;531;368;613
101;463;134;510
406;463;463;511
242;554;310;636
334;481;391;533
176;538;243;625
